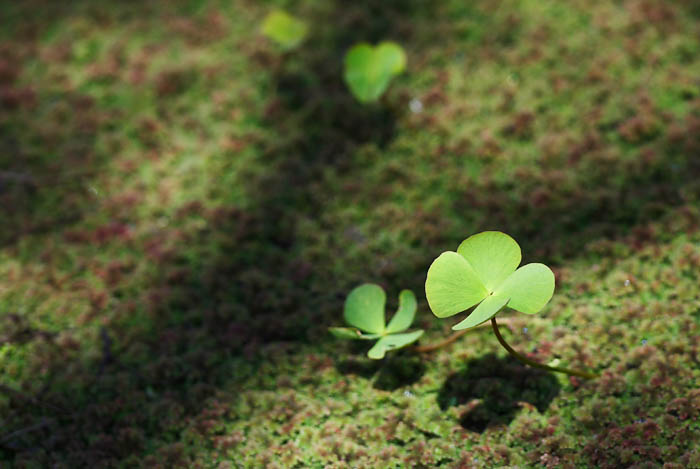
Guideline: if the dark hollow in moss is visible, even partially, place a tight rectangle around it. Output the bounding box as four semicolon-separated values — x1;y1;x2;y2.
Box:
336;357;383;379
373;355;425;390
438;353;561;432
337;354;425;390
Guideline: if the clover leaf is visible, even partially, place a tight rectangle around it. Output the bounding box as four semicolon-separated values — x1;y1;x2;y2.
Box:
425;231;555;330
329;284;424;359
261;10;308;50
343;42;406;103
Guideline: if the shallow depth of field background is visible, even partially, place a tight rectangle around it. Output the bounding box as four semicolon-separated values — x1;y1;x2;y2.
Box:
1;1;699;467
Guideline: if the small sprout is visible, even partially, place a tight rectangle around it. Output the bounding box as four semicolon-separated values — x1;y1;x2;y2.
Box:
343;41;406;103
425;231;555;329
330;283;424;359
425;231;598;379
260;10;308;50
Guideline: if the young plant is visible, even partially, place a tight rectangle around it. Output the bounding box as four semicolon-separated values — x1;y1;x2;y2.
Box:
330;283;423;359
343;42;406;103
261;10;308;50
425;231;597;379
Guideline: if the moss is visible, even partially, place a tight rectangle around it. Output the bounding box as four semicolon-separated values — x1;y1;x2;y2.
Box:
1;0;700;467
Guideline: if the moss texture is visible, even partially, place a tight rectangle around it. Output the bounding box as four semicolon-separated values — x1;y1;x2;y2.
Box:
1;0;699;467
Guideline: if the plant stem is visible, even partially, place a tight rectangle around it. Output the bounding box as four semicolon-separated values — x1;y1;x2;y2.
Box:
490;317;598;379
0;384;69;414
412;329;469;353
412;317;517;354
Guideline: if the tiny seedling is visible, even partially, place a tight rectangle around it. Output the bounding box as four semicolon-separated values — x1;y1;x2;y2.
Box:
261;10;308;50
330;284;424;359
343;42;406;103
425;231;597;379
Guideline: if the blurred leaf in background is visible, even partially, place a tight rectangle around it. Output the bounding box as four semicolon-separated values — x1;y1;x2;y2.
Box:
344;41;406;103
261;10;308;50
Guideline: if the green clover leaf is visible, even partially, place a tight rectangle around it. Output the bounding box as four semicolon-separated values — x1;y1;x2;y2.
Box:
344;283;386;334
330;284;423;359
425;231;555;330
386;289;418;334
261;10;308;50
344;41;406;103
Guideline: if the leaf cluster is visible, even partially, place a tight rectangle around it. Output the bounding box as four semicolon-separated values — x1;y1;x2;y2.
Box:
261;11;406;103
330;284;423;359
425;231;555;330
331;232;556;360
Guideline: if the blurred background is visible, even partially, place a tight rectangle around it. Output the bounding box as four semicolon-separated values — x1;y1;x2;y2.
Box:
1;1;699;467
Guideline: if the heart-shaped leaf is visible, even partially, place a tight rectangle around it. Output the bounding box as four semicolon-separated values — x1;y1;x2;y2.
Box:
425;231;555;329
494;263;555;314
344;283;385;334
457;231;521;292
386;290;417;333
368;330;424;359
344;41;406;103
333;284;423;359
261;10;308;50
425;252;488;318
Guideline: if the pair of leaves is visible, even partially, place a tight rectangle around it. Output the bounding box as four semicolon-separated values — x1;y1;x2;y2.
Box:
330;284;423;359
261;10;308;50
344;42;406;103
261;12;405;104
425;231;555;330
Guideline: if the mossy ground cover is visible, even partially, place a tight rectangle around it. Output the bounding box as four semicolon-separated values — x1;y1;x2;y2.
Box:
1;0;699;467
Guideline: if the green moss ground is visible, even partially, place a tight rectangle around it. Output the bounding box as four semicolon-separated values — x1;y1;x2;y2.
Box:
1;0;699;467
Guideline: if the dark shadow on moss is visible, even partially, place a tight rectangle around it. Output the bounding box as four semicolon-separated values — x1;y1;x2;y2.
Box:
336;358;382;379
0;85;103;246
438;354;561;432
336;354;425;390
373;355;425;390
0;0;439;466
2;0;699;466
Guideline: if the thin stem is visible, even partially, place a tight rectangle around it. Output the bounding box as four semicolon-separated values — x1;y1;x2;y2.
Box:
412;329;469;353
0;418;53;445
490;317;598;379
0;384;69;414
413;317;517;354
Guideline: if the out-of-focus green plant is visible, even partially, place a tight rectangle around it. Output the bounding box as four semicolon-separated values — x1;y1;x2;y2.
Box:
261;10;308;50
425;231;597;379
343;42;406;103
330;284;423;359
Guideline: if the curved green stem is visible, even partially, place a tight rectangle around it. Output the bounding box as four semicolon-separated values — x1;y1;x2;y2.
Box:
491;317;598;380
412;328;469;353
